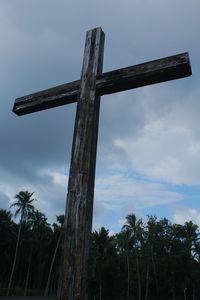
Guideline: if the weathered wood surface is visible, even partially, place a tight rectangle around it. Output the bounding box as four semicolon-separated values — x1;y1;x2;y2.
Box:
13;52;191;115
57;28;105;300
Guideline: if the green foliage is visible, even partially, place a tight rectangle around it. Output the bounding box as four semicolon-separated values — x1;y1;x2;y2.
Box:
11;191;36;220
1;194;200;299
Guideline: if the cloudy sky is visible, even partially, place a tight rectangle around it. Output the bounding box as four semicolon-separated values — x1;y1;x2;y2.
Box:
0;0;200;233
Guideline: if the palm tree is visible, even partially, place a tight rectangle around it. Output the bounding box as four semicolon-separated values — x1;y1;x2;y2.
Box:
7;191;36;296
91;227;116;300
44;214;64;296
24;208;49;296
0;209;14;288
123;214;143;300
116;230;132;299
146;216;159;297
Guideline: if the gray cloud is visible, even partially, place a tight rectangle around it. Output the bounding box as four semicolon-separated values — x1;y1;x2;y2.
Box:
0;191;10;210
0;0;199;226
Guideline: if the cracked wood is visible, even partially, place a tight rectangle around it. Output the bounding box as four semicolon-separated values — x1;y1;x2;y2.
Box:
13;52;191;115
57;27;105;300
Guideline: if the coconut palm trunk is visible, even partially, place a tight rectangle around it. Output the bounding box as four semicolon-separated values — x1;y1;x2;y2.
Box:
126;251;130;299
151;245;159;295
7;190;36;296
123;214;143;300
44;231;62;296
7;212;23;295
145;264;149;300
45;215;64;296
24;246;33;296
135;250;141;300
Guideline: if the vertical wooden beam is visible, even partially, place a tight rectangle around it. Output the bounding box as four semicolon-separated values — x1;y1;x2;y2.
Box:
57;28;105;300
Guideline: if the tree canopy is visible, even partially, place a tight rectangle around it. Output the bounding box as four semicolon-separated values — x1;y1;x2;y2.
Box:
1;191;200;300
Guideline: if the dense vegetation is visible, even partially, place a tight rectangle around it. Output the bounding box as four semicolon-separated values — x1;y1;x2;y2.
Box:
1;191;200;300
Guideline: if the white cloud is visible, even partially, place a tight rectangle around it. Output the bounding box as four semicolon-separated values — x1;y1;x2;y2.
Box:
0;168;67;223
36;168;183;222
173;206;200;226
118;218;126;229
41;169;68;189
95;172;182;217
110;87;200;186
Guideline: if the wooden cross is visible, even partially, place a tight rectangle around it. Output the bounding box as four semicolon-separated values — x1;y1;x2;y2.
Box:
13;27;192;300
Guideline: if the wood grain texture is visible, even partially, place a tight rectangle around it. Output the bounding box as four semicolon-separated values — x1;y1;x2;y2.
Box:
57;27;105;300
13;52;191;115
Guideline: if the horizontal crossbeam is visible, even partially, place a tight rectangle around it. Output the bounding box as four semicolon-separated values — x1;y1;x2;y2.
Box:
13;52;191;116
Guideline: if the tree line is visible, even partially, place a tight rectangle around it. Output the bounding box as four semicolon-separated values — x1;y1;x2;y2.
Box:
0;190;200;300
